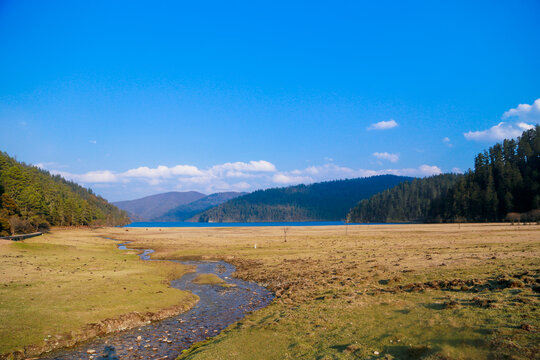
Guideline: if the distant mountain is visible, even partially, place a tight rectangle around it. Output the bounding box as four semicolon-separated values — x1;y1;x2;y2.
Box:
155;192;245;221
0;151;129;235
113;191;205;221
192;175;412;222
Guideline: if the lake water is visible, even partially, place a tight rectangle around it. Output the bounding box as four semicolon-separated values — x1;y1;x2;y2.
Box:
124;221;391;228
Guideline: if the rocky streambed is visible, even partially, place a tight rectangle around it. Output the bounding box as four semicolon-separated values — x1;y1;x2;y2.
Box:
40;240;273;360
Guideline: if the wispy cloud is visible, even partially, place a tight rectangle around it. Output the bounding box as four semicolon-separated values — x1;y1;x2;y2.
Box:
372;152;399;163
89;140;97;144
464;99;538;142
442;137;453;147
368;119;398;130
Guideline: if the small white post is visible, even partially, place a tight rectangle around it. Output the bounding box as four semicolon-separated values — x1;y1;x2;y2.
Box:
254;243;257;249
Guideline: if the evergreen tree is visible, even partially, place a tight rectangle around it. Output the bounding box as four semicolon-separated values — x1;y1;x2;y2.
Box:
348;126;540;223
0;151;129;231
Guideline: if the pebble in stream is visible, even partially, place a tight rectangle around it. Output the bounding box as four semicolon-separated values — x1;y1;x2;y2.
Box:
40;242;273;360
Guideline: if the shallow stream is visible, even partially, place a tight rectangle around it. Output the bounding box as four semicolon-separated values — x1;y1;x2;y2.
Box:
41;240;273;359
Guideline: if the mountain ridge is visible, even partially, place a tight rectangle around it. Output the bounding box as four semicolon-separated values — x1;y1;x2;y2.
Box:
192;175;412;222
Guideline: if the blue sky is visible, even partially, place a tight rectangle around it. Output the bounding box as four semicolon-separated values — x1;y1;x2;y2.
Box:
1;0;539;201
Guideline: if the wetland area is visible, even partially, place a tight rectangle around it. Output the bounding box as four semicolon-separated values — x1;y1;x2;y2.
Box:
0;224;539;359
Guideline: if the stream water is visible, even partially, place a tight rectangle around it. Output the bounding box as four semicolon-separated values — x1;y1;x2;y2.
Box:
40;240;273;360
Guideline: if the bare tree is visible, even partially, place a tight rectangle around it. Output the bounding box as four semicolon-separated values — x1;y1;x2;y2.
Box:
283;227;289;242
506;212;521;224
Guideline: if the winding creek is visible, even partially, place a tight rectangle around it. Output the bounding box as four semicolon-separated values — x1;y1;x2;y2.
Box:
41;240;274;360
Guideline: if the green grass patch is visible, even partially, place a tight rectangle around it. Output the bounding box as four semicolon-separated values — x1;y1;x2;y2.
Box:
0;229;198;355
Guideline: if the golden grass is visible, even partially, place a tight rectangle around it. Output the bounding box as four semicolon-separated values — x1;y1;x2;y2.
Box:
192;273;226;285
0;228;197;355
104;223;540;360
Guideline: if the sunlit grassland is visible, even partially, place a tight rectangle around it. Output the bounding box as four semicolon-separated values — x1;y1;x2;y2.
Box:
0;229;197;355
106;224;540;359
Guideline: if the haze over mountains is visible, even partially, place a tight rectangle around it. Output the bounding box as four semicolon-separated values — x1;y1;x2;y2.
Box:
113;191;244;221
156;192;246;221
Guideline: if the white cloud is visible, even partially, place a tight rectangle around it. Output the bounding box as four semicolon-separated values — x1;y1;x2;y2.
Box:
518;122;534;130
368;119;398;130
272;173;313;184
56;170;119;183
211;160;276;174
502;98;540;123
417;165;442;176
42;159;445;201
274;163;442;185
232;182;251;190
89;140;97;144
464;122;526;142
464;99;538;142
451;167;463;174
122;165;203;179
372;152;399;163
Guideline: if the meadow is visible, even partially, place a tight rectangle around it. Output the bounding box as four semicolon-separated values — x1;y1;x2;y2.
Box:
0;224;539;359
109;223;539;360
0;229;197;358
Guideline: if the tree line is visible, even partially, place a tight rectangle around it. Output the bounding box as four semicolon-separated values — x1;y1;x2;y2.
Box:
0;151;129;236
194;175;412;222
347;126;540;223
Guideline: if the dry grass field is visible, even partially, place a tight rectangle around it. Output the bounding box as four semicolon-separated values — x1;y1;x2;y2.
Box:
0;224;538;359
105;223;540;360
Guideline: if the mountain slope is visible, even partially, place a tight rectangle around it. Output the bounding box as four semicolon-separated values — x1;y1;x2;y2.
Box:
113;191;206;221
347;174;461;223
155;192;245;221
348;125;540;223
0;151;129;235
192;175;412;222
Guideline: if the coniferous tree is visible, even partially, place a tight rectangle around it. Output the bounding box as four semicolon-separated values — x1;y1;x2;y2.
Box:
348;126;540;223
0;151;129;232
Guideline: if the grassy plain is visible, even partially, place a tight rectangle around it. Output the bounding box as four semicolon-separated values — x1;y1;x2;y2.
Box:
106;223;540;360
0;228;197;357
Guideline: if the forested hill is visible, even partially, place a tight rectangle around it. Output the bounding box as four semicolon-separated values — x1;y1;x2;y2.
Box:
192;175;412;222
348;125;540;223
347;174;461;223
0;151;129;235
